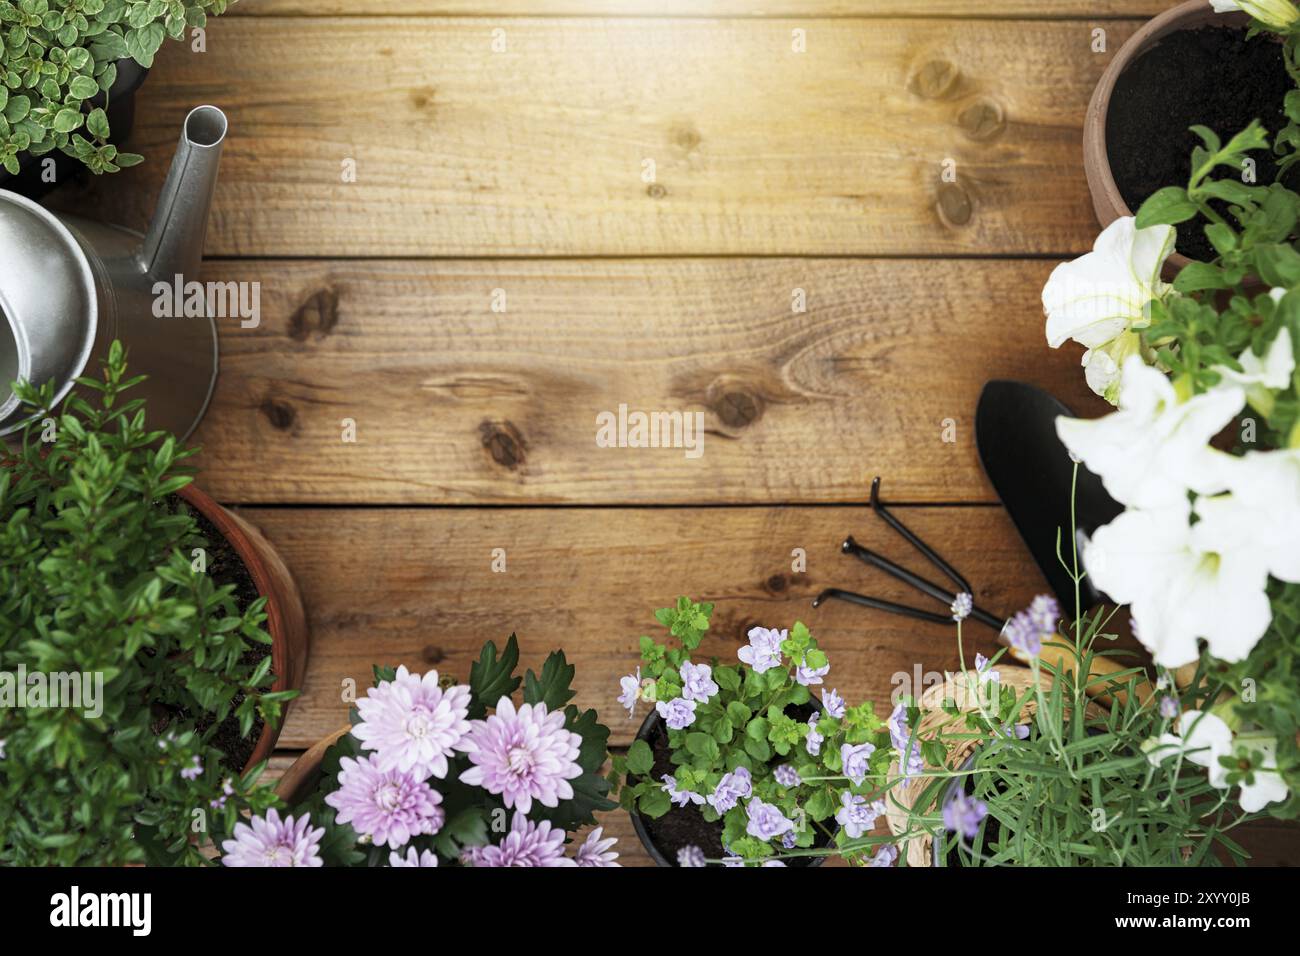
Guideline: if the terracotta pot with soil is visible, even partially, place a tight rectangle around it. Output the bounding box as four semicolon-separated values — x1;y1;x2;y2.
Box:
1084;1;1293;272
628;704;836;867
177;483;311;773
274;726;349;804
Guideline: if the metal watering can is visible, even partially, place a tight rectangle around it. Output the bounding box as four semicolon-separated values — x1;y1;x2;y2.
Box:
0;105;227;439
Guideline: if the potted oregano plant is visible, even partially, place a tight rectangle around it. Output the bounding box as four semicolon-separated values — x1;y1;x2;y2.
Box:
611;597;901;867
0;0;234;196
255;636;617;867
1084;0;1300;268
0;342;308;865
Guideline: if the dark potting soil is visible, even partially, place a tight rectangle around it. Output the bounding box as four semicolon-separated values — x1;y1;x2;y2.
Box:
149;505;267;773
1107;26;1296;262
638;703;833;866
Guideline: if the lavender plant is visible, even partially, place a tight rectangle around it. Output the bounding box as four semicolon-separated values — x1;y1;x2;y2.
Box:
611;598;900;866
234;637;618;867
0;342;289;865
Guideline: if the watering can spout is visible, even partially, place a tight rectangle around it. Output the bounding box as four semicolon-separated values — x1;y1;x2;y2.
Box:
140;105;227;282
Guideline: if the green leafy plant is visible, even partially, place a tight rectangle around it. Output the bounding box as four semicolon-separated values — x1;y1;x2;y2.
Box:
0;0;233;176
610;597;898;866
0;342;290;865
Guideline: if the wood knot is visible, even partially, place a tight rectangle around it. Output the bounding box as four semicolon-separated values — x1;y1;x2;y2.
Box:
646;183;667;200
410;86;436;111
712;389;763;429
936;182;973;227
479;419;527;470
670;122;702;153
765;573;788;594
958;99;1005;141
289;287;340;341
421;645;446;664
260;397;297;431
908;59;960;100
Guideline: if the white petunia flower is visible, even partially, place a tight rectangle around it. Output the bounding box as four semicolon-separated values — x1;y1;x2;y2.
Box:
1085;506;1272;666
1211;327;1295;417
1043;217;1174;403
1056;356;1244;510
1193;448;1300;586
1210;1;1300;32
1146;710;1289;813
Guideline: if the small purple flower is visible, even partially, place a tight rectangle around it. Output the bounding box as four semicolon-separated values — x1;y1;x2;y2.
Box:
868;844;898;867
781;831;798;849
708;766;753;813
679;661;719;704
1001;722;1031;740
942;789;988;840
677;844;707;867
618;667;641;717
1002;611;1042;657
210;777;235;810
389;847;439;867
841;742;876;787
1159;695;1179;720
473;813;576;867
795;658;829;686
762;859;787;867
1028;594;1060;634
951;592;973;622
221;809;324;868
835;792;886;839
974;653;1000;684
773;764;801;788
180;755;203;781
661;774;705;807
805;714;824;756
573;826;620;867
656;697;697;730
738;626;786;673
821;688;846;719
745;797;795;841
888;702;925;779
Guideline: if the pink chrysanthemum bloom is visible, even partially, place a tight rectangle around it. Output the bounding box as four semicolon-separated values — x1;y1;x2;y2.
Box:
458;697;583;813
472;813;576;867
353;666;472;779
573;826;620;867
389;847;439;867
220;809;324;867
324;753;445;848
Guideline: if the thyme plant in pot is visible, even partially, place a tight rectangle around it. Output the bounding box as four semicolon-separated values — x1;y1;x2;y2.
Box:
1084;0;1300;268
0;0;234;196
254;636;617;867
0;343;308;865
611;597;900;867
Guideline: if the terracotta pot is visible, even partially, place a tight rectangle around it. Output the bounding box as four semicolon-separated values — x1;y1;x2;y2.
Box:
274;726;350;804
1083;1;1250;276
177;483;311;774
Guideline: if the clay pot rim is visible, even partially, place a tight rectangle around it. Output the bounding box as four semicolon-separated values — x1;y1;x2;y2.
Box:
1083;1;1252;273
274;726;351;806
176;482;292;775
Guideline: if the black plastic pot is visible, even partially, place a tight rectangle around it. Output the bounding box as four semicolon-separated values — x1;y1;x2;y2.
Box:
628;702;833;867
0;58;148;200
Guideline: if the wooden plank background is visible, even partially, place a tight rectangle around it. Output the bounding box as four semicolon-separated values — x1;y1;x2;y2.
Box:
233;1;1170;17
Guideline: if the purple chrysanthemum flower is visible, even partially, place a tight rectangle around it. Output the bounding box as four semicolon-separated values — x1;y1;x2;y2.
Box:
805;714;824;756
618;666;642;718
943;789;988;840
661;774;705;807
573;826;620;867
841;742;875;787
656;697;697;730
458;697;583;814
221;809;325;868
473;813;576;867
389;847;439;867
707;765;753;814
679;661;719;704
1028;594;1060;634
745;797;795;841
868;844;898;867
951;592;973;622
180;755;203;781
773;764;801;788
974;652;1000;684
324;753;444;848
677;844;706;867
1159;695;1179;720
352;665;472;779
738;627;786;673
887;702;925;778
821;688;846;719
460;845;486;867
834;792;886;839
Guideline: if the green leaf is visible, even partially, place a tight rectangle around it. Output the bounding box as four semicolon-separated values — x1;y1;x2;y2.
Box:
625;738;654;776
467;634;521;719
522;649;577;711
1135;186;1197;228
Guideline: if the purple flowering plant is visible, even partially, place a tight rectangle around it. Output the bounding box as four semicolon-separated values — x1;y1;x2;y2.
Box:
611;598;897;865
230;635;619;867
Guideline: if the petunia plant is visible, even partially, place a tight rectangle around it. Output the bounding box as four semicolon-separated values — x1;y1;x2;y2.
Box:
611;597;900;866
224;636;620;867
